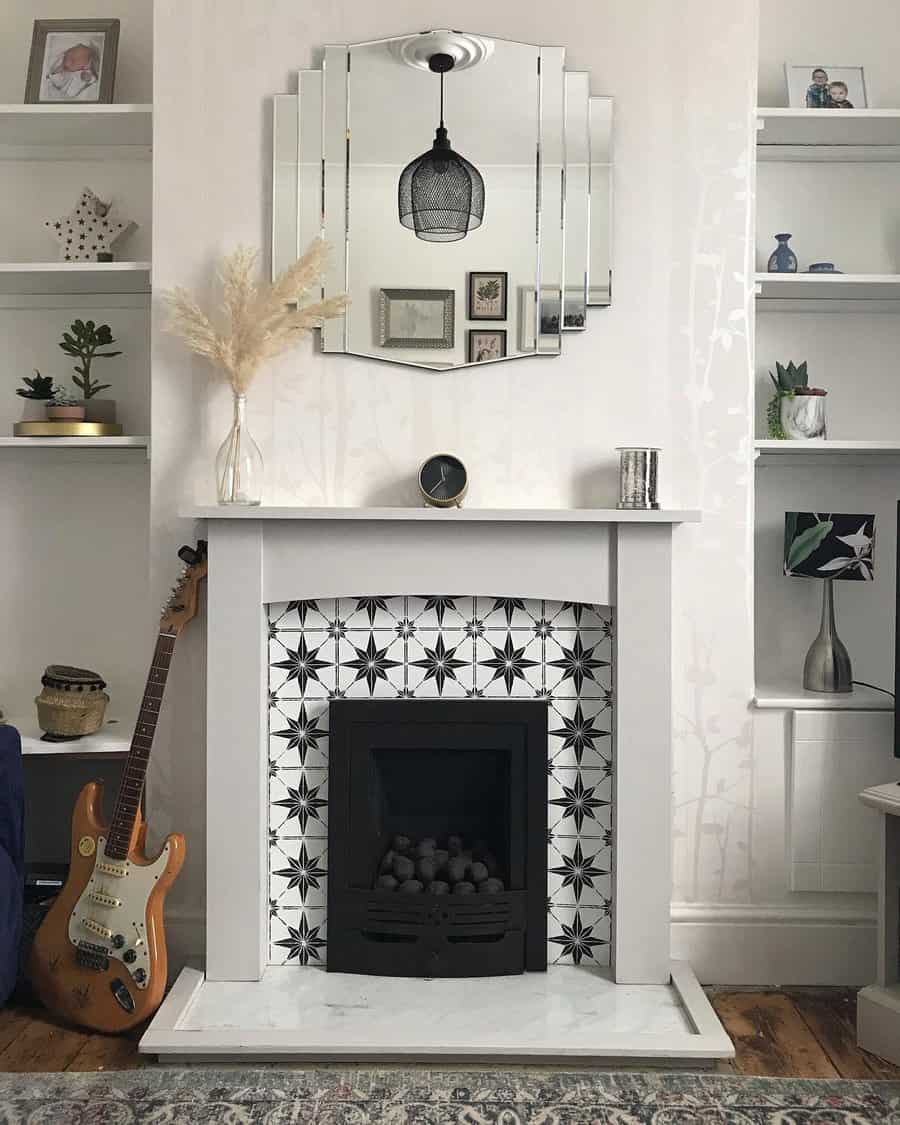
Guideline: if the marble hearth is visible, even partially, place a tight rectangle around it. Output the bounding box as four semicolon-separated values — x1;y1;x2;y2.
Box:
141;506;733;1064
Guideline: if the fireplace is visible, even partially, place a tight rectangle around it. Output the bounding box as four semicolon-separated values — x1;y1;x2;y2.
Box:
326;699;548;977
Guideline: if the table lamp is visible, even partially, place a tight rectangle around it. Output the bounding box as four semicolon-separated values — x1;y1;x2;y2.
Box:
783;512;875;693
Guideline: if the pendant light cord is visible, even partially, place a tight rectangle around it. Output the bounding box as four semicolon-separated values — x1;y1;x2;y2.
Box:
439;71;445;128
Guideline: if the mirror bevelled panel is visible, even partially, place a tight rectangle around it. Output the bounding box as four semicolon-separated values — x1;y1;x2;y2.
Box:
270;30;613;370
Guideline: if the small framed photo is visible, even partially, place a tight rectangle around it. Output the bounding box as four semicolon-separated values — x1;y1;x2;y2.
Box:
785;64;868;110
467;271;508;320
467;329;507;364
379;289;455;349
25;19;120;104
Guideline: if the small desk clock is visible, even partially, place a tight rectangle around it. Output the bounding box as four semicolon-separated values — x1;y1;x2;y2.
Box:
418;454;468;509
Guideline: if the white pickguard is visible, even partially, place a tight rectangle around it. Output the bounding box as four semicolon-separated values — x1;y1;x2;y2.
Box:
67;836;170;989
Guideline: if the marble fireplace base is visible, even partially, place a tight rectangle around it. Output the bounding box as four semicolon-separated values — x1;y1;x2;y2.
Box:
141;961;732;1063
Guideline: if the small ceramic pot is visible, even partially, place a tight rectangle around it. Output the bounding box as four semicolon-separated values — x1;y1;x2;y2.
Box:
84;398;117;424
46;404;86;421
20;400;49;422
781;394;827;440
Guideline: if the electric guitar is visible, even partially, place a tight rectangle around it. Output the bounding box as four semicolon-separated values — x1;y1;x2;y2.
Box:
28;542;207;1033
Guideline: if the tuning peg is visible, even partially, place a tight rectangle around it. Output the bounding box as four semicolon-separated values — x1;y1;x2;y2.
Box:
178;545;200;566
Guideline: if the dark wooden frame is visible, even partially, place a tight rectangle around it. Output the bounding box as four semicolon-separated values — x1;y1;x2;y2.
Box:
467;271;509;320
467;328;508;363
25;19;120;104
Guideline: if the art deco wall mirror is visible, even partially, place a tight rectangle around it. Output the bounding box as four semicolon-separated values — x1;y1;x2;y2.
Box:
272;30;613;371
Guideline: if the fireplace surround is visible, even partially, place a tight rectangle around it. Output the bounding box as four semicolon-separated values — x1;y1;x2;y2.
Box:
327;699;548;977
141;505;733;1064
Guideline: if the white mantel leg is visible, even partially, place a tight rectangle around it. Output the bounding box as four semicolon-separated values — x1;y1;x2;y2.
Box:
205;520;266;981
613;524;673;984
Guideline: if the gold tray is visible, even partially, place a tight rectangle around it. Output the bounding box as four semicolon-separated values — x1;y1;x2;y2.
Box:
13;421;124;437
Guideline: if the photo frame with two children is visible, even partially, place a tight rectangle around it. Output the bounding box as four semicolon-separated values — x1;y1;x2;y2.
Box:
785;64;868;110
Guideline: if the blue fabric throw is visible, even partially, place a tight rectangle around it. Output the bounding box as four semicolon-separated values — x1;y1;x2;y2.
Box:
0;726;24;1005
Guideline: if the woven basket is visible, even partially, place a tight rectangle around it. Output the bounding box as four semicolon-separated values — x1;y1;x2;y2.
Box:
35;665;109;739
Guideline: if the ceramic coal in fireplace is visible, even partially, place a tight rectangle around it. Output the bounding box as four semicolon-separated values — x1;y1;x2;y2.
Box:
326;699;548;977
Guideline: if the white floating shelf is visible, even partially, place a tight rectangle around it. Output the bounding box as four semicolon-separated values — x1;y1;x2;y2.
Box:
757;108;900;161
0;261;151;295
754;683;894;712
186;505;702;524
0;104;152;151
755;273;900;311
0;435;149;450
755;439;900;459
14;717;131;758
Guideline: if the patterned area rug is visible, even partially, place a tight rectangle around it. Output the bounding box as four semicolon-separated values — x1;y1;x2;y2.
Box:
1;1069;899;1123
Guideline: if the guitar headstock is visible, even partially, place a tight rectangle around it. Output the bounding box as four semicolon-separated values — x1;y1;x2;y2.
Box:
159;541;208;634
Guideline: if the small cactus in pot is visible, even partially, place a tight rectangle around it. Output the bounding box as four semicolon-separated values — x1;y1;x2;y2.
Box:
46;385;86;422
767;361;827;440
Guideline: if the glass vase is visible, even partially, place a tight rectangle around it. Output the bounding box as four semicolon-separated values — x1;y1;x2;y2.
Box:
215;392;263;506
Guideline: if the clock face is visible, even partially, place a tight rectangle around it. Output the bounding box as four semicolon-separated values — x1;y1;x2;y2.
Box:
419;455;467;503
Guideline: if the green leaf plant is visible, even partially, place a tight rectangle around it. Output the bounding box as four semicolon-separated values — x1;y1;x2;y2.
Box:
58;319;122;399
16;370;54;400
766;360;826;440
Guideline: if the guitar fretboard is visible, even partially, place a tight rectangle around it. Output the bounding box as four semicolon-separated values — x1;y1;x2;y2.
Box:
105;631;177;860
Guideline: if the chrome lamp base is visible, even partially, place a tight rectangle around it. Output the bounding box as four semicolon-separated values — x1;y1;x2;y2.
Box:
803;578;852;694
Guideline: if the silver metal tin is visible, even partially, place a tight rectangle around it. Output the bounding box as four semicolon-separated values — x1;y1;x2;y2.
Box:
616;446;660;510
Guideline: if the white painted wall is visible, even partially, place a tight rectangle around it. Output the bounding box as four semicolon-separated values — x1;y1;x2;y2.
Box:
152;0;758;974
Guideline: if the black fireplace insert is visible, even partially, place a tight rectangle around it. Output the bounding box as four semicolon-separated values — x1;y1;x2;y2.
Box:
327;699;548;977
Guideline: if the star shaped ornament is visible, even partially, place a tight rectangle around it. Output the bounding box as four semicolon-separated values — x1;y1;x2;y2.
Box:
45;187;137;263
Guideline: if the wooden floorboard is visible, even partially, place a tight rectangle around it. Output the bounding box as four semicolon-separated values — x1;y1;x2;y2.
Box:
785;987;900;1081
0;1008;88;1072
710;992;840;1078
1;989;899;1076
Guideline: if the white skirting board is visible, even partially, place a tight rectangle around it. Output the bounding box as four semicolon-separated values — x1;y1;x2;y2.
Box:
671;906;877;985
140;961;733;1064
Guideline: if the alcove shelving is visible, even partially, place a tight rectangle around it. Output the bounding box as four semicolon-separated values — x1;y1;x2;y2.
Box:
1;102;152;773
753;106;900;704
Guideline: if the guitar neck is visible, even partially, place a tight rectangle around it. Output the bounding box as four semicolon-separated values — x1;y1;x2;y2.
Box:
105;631;177;860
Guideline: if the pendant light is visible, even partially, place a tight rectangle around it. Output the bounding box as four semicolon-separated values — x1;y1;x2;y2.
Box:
398;53;485;242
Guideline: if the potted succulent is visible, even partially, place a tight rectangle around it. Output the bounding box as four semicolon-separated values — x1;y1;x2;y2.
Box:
16;370;54;421
58;319;122;423
767;360;827;440
46;386;86;422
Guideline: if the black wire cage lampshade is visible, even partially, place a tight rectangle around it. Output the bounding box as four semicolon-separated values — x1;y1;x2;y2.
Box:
398;53;485;242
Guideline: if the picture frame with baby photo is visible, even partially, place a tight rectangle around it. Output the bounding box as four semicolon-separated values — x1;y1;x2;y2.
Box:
25;19;120;104
785;64;868;110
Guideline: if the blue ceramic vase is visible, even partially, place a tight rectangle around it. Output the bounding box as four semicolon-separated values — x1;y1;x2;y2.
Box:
768;233;798;273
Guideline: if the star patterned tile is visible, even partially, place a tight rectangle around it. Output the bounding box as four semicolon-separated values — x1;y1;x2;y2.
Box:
267;596;614;968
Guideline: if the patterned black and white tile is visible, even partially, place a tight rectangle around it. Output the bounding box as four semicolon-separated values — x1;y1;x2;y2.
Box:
267;596;614;969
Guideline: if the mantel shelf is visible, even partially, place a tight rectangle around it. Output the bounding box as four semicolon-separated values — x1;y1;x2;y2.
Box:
186;505;701;524
757;108;900;161
0;103;152;150
0;261;151;295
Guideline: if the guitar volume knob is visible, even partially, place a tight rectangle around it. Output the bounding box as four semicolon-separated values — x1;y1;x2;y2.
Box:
112;934;125;949
123;949;137;964
133;968;147;984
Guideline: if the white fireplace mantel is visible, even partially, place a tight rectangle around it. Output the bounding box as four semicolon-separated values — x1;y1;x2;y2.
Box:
141;505;732;1064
